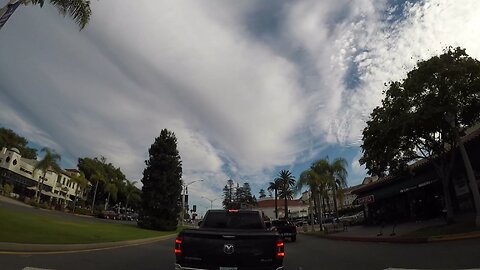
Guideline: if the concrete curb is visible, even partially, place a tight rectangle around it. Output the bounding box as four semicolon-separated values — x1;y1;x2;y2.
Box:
0;233;177;253
428;231;480;242
302;231;480;244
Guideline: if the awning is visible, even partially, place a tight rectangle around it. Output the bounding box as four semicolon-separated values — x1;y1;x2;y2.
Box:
356;173;439;201
26;186;38;191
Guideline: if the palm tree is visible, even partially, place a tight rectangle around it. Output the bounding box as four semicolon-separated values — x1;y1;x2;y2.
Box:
268;180;280;219
275;170;295;219
1;0;91;30
313;157;348;220
104;181;118;211
70;171;88;213
124;180;140;210
296;169;318;231
297;167;329;230
34;147;61;203
89;170;105;213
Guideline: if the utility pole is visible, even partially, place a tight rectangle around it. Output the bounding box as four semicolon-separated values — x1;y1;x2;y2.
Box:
180;179;204;226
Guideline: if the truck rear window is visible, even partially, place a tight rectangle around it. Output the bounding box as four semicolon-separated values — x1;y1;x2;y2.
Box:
202;212;264;229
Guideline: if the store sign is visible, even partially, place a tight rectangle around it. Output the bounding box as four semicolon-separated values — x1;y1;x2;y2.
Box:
357;195;375;204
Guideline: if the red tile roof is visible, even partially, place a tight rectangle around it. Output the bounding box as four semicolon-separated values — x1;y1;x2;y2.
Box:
256;199;305;208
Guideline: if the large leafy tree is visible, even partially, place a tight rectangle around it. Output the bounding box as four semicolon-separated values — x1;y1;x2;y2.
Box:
77;156;129;213
222;179;235;210
222;180;256;209
275;170;295;219
0;0;91;30
0;127;37;159
139;129;182;231
360;47;480;224
34;147;61;203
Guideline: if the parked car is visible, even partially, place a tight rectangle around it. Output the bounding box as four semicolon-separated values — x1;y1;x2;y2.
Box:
175;209;284;270
339;212;365;225
98;210;118;220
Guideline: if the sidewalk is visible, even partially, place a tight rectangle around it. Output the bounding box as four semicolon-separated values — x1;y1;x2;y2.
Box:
301;216;480;243
0;195;33;208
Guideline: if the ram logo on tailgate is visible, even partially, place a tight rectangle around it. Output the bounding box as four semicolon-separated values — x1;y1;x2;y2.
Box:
223;244;235;254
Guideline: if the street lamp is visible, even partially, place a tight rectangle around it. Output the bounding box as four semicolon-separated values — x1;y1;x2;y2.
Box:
201;196;222;209
181;179;204;226
445;112;480;226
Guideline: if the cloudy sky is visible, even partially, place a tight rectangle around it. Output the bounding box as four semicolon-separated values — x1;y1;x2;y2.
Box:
1;0;479;214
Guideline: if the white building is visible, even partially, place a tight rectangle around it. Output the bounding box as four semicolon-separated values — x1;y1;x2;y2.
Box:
0;147;86;202
254;197;309;220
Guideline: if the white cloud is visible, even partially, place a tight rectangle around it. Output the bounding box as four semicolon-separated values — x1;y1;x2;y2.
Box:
1;0;479;205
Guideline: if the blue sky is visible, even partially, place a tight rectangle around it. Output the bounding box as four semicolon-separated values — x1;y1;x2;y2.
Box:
1;0;480;215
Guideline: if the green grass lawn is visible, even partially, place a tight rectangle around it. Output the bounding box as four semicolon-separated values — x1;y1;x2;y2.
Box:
0;207;183;244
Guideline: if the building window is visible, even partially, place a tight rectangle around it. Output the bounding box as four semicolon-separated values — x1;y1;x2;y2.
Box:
12;159;17;165
6;156;11;163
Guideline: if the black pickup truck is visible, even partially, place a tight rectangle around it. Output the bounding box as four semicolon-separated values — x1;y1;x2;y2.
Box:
174;209;285;270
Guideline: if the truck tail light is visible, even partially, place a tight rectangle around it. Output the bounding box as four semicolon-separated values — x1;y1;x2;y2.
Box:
276;239;285;259
174;236;182;256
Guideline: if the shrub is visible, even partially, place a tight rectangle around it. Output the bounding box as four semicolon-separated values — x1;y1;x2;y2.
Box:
2;184;13;196
75;208;93;216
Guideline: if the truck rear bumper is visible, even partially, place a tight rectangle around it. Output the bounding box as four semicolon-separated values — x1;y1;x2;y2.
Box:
174;264;284;270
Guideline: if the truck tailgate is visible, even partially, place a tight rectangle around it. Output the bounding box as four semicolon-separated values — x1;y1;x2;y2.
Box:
179;229;281;269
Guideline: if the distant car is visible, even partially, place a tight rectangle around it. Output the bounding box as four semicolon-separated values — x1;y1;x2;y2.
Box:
271;219;297;242
295;219;307;227
339;212;364;225
99;210;118;220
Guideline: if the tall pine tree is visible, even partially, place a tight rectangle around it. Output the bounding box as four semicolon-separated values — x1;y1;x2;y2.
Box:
138;129;182;231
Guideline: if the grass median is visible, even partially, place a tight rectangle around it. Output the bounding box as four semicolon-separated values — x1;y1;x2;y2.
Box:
0;206;183;244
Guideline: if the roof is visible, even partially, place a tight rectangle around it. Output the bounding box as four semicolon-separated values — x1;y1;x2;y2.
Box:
20;158;38;167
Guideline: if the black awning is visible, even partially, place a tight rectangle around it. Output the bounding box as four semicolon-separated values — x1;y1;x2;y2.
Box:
357;173;439;202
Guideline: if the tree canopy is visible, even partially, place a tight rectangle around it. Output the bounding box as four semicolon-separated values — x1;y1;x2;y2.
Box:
360;47;480;177
138;129;182;231
360;47;480;222
31;0;92;29
223;180;256;210
0;127;38;159
275;170;295;219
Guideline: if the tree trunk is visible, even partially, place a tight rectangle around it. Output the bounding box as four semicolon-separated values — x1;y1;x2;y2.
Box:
284;190;288;220
36;171;47;203
441;176;455;224
308;190;315;232
274;189;278;219
91;180;99;214
317;192;323;231
105;192;110;210
333;183;339;220
72;185;79;214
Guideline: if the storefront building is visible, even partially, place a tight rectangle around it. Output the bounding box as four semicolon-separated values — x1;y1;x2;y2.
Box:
353;127;480;225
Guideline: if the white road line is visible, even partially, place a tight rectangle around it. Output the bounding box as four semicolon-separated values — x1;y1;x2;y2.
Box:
22;267;54;270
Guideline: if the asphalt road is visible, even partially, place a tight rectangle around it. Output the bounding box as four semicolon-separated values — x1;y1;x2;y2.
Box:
1;234;480;270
